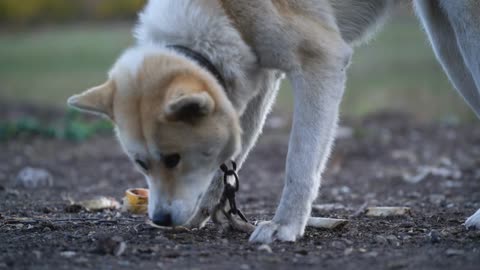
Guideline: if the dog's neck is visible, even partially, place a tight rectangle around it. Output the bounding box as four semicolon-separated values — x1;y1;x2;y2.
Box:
166;45;227;90
135;0;260;114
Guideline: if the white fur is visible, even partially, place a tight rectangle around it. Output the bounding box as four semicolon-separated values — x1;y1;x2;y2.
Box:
465;209;480;230
414;0;480;227
110;0;480;242
135;0;259;113
108;45;167;97
414;0;480;117
147;171;216;225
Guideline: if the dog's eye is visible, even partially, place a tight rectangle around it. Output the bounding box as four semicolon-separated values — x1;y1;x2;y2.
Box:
163;153;181;169
135;159;149;171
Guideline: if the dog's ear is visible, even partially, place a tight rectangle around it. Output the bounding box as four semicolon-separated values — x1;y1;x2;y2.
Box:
164;91;214;123
67;80;115;119
231;161;237;171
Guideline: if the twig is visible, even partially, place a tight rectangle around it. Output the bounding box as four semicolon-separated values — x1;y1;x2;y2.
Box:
350;201;369;218
2;217;141;225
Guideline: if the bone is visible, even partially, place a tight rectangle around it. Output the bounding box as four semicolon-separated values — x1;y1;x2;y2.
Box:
211;202;255;233
306;217;348;229
365;207;411;217
225;214;256;233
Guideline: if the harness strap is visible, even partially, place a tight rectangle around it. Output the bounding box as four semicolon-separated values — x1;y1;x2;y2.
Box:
166;45;227;89
219;161;248;223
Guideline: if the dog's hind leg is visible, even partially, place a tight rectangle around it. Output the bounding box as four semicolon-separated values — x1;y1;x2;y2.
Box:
442;1;480;229
415;0;480;229
414;0;480;117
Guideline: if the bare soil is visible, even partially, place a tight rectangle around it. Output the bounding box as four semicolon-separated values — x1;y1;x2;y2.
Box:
1;104;479;270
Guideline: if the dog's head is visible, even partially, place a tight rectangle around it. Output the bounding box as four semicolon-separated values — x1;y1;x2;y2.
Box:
68;46;241;226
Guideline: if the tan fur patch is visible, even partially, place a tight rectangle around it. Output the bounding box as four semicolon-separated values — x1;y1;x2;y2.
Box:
218;0;254;46
272;0;297;17
108;51;241;199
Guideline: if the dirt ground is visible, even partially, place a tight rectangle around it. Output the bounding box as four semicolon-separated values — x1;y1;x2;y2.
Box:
1;104;479;270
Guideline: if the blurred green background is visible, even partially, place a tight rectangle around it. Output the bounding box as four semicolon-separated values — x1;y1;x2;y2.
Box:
0;1;476;122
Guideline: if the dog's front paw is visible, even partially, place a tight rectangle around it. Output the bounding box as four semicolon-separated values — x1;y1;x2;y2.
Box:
249;220;302;243
465;208;480;230
184;207;211;229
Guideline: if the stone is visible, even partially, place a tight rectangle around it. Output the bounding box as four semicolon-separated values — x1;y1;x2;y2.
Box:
60;251;77;258
257;244;273;253
16;167;53;188
426;230;441;244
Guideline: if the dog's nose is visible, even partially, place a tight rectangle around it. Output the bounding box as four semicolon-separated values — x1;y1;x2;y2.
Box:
152;212;173;227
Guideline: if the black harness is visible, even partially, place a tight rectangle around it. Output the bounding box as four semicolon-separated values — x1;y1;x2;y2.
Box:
166;45;227;89
218;161;248;223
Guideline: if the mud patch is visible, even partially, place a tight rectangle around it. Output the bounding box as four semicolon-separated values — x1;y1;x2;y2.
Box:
0;105;479;270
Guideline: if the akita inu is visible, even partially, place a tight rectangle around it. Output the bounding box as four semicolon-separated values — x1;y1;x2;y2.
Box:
68;0;480;243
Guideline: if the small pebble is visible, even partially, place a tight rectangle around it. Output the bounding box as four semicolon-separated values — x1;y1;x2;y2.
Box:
386;235;400;246
375;235;388;245
240;264;250;270
6;189;20;197
364;251;379;257
386;235;398;242
257;244;272;253
16;167;53;188
95;236;127;256
32;250;42;260
60;251;77;258
344;247;354;256
295;249;309;256
445;249;464;256
427;230;441;244
330;241;346;249
74;257;89;264
41;207;53;214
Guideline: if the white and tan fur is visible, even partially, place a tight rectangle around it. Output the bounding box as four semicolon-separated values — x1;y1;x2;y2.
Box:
68;0;480;243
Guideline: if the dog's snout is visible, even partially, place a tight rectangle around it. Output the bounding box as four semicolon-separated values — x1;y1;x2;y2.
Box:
152;212;173;227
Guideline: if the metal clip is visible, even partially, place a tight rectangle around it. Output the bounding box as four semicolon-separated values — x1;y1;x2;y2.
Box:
219;161;249;223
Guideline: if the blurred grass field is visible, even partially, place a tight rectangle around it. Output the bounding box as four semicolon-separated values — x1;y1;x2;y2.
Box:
0;16;476;122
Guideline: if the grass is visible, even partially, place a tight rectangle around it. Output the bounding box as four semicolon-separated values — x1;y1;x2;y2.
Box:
0;109;113;142
341;17;475;122
0;17;476;122
0;24;133;106
277;16;476;122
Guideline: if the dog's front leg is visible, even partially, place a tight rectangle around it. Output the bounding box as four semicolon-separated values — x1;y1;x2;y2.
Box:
249;44;352;243
236;70;284;167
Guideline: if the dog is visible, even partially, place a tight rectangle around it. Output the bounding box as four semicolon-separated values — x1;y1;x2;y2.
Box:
67;0;480;243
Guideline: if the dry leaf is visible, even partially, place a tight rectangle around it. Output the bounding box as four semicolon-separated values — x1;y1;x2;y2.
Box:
78;196;120;211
